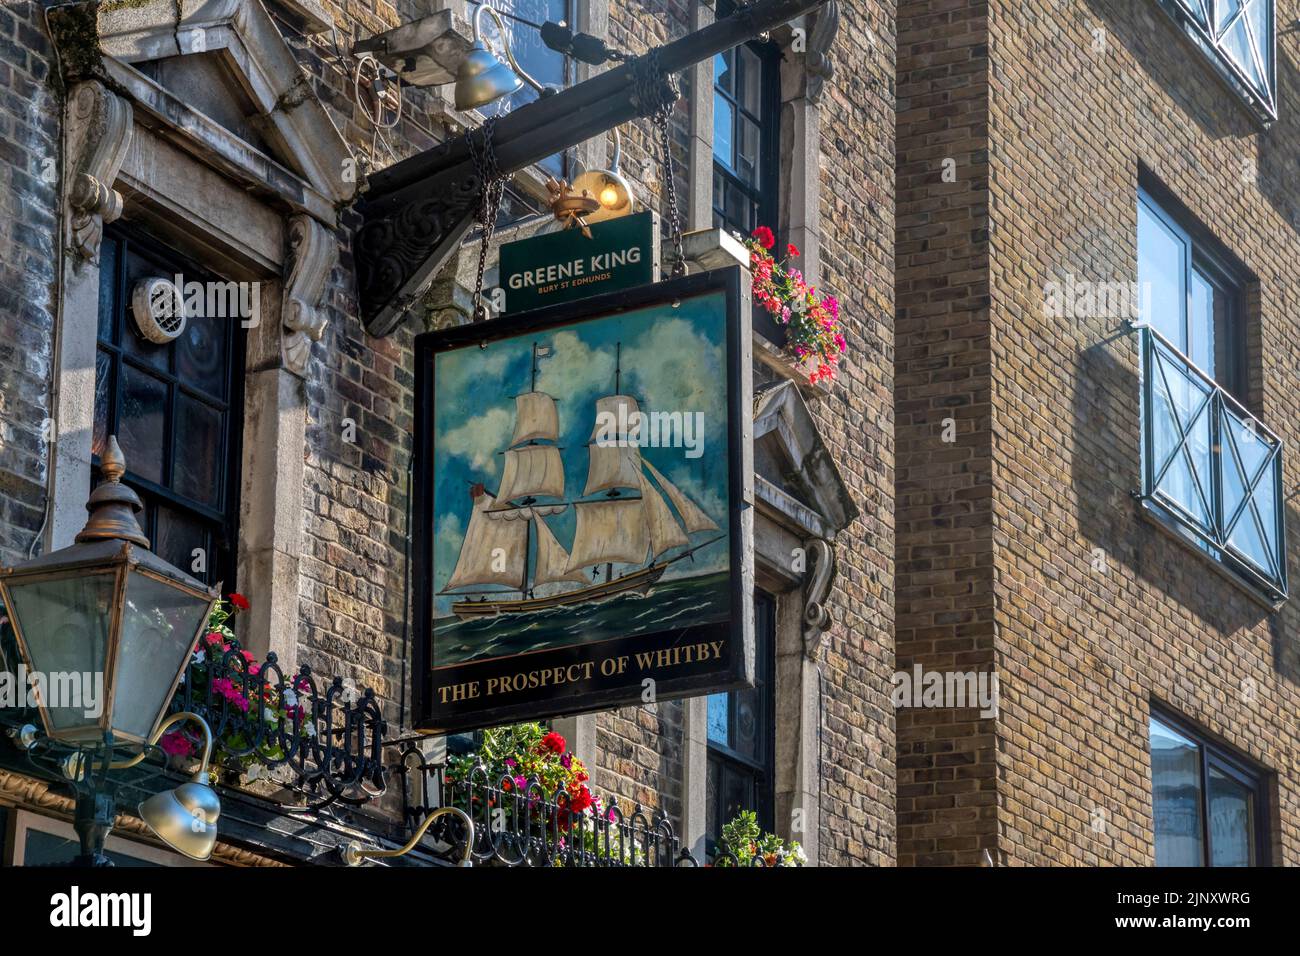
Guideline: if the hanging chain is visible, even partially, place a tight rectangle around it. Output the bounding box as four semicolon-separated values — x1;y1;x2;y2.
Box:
468;117;505;321
634;49;686;279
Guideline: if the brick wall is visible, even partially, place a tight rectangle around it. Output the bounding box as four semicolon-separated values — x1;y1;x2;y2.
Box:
815;0;898;866
986;0;1300;865
894;0;996;866
0;2;58;568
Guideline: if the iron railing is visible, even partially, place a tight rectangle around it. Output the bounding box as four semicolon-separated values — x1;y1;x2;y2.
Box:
166;648;389;809
1138;323;1288;601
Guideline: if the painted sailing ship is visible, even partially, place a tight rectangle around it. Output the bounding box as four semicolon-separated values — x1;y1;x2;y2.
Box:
441;343;723;620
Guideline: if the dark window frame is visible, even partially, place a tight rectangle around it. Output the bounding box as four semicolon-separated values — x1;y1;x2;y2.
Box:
711;12;784;345
705;590;776;857
94;225;246;591
711;15;783;241
1149;704;1271;867
1137;183;1248;401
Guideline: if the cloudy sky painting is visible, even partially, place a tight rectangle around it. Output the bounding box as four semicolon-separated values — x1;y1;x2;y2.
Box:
432;290;732;621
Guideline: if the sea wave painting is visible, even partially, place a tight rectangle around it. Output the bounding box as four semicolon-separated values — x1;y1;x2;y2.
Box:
431;289;732;668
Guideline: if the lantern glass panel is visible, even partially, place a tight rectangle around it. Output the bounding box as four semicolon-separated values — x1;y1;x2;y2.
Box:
3;571;116;735
113;570;211;740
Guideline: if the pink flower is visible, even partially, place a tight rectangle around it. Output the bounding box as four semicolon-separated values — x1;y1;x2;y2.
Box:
159;731;194;758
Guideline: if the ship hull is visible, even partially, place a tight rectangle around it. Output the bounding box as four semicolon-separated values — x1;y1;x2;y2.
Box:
451;564;667;620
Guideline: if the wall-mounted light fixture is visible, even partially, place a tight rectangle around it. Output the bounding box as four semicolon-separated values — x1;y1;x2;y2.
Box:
454;4;548;111
341;805;475;867
571;127;634;223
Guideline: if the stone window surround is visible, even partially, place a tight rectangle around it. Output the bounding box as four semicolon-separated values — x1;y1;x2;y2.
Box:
47;0;357;677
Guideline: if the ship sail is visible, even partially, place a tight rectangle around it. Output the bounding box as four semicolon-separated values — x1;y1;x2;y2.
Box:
584;443;642;495
566;498;650;571
584;394;644;494
642;459;719;533
639;472;689;558
512;392;559;445
443;491;527;591
533;517;590;586
492;445;566;506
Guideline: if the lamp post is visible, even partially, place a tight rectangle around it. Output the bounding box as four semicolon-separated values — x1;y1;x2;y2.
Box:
0;436;222;864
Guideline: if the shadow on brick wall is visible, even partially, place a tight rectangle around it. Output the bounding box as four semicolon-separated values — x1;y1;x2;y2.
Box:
1257;28;1300;228
1082;0;1263;143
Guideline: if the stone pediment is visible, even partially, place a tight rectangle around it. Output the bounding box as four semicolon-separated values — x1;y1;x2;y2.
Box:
753;379;858;538
92;0;354;206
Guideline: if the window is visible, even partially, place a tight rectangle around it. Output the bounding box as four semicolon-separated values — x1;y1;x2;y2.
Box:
1137;188;1245;399
1149;709;1269;866
1136;187;1286;600
93;227;245;589
1158;1;1276;122
705;591;775;856
484;0;574;178
711;16;781;238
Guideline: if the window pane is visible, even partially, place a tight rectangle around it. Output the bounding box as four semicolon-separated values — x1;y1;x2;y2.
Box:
98;237;119;343
720;763;752;832
737;116;760;186
1137;199;1187;351
713;94;734;168
176;310;229;400
155;505;209;582
93;349;113;458
1151;716;1204;866
118;365;168;485
173;395;223;507
738;46;762;115
1207;765;1255;867
707;692;729;745
714;50;733;94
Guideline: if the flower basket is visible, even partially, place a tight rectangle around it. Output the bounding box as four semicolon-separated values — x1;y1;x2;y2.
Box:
743;226;847;386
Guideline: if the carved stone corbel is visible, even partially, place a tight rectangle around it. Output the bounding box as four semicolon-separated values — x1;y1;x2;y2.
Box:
805;0;839;106
281;214;336;377
802;537;836;660
65;81;133;264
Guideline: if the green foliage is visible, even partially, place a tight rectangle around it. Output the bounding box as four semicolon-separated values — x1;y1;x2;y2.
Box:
714;810;807;867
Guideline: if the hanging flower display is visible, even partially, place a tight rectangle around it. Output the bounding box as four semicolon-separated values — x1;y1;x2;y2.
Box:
743;225;847;384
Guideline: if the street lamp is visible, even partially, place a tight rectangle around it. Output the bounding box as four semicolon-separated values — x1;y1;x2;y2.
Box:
0;436;217;745
454;3;548;111
0;435;221;864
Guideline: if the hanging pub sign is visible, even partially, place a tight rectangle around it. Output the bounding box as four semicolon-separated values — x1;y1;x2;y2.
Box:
497;211;658;315
412;268;753;733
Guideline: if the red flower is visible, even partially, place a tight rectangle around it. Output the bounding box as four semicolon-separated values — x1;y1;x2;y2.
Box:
539;731;566;755
228;592;250;611
569;785;593;814
787;242;800;257
751;226;775;250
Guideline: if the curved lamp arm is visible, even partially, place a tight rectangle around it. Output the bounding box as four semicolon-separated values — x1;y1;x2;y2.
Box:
475;3;546;94
109;711;214;780
342;806;475;867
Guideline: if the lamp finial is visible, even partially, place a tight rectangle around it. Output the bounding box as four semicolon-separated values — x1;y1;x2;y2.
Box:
76;435;149;548
101;435;126;483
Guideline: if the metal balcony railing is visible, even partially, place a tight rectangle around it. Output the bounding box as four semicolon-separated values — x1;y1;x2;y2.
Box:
1138;323;1288;602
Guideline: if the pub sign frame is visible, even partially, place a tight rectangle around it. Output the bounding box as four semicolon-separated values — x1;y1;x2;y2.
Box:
411;268;754;733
